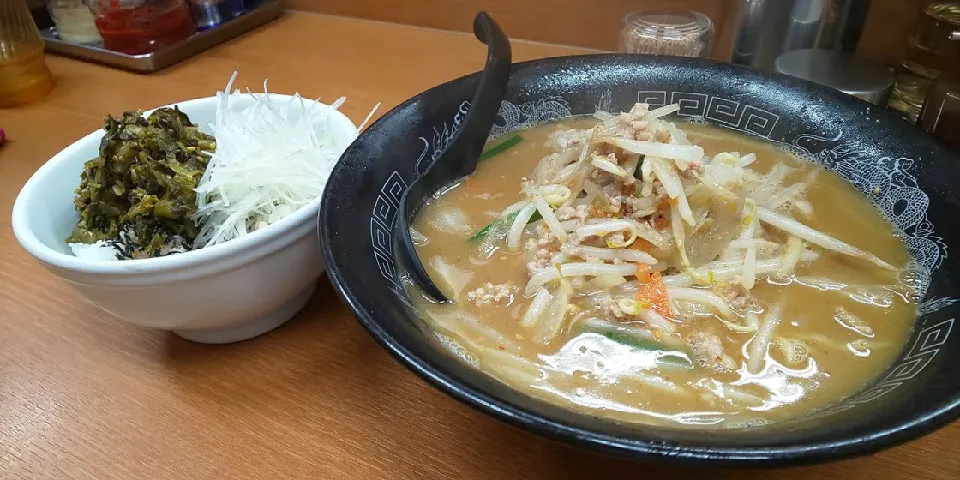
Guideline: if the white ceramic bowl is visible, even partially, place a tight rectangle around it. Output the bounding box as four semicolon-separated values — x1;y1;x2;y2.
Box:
11;95;357;344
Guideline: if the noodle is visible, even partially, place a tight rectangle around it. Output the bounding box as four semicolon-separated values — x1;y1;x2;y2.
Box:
411;101;915;429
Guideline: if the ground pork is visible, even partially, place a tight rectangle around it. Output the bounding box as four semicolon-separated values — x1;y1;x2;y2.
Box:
548;128;589;151
555;204;590;222
623;196;657;220
688;331;737;372
720;284;759;315
605;194;623;215
598;295;627;319
466;282;517;307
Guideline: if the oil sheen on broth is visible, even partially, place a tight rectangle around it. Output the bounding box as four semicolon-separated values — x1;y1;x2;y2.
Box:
410;105;915;428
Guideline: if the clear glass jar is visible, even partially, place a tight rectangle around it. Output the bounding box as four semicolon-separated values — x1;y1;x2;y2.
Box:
49;0;102;45
887;2;960;122
619;9;714;58
88;0;195;55
0;0;55;107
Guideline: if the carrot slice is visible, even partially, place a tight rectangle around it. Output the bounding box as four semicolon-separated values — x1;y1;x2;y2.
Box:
637;271;673;318
629;238;654;252
653;214;669;231
635;264;651;284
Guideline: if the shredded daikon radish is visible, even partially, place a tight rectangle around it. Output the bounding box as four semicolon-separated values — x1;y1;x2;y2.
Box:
588;273;629;289
520;288;553;328
428;256;473;301
740;199;759;290
648;103;681;119
651;157;695;225
561;244;657;265
534;196;568;242
480;348;541;384
747;302;784;373
608;137;705;164
749;163;791;203
662;250;820;288
559;262;638;277
670;202;691;267
667;287;736;318
765;182;807;211
525;269;561;296
576;219;643;243
727;238;780;250
756;207;895;270
641;308;677;335
591;155;628;177
737;153;757;167
533;281;573;344
506;202;537;249
777;236;805;277
621;154;642;182
693;171;738;201
194;72;379;247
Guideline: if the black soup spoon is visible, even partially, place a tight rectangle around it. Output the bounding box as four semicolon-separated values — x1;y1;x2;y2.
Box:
393;11;513;303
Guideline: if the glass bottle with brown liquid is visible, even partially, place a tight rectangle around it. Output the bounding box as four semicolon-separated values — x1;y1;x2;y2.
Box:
919;62;960;153
888;2;960;122
1;0;55;108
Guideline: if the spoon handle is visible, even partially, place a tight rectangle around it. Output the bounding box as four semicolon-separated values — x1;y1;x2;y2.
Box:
452;12;513;178
394;12;512;304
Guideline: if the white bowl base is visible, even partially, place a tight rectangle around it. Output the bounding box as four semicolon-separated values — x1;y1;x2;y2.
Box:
173;281;318;344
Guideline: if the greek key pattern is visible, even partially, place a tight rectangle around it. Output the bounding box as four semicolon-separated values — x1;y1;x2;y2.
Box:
637;90;780;138
370;171;407;287
811;318;955;417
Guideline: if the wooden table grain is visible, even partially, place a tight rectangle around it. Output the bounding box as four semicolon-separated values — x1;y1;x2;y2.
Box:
1;12;957;480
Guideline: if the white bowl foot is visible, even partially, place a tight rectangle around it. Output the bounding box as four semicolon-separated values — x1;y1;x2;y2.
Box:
174;282;317;344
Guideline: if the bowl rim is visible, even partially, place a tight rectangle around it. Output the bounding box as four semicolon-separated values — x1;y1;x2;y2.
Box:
12;94;357;276
320;52;960;465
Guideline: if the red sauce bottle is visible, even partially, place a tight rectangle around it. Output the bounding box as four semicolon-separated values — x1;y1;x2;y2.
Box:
89;0;196;55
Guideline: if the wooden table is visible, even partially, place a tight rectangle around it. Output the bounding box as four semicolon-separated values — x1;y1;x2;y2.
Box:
1;12;957;480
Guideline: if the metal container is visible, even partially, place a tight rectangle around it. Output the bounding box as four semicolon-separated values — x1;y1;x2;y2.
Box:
731;0;872;71
188;0;244;31
775;48;894;105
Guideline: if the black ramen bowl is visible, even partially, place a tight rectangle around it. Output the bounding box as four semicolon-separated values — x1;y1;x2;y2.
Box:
319;54;960;466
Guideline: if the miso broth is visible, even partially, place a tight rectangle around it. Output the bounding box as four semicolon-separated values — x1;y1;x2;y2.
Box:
410;104;915;427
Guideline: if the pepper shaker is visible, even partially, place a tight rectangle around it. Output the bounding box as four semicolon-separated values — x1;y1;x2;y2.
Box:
619;9;714;58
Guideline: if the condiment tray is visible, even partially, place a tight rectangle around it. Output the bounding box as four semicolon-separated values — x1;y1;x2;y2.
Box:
40;0;281;73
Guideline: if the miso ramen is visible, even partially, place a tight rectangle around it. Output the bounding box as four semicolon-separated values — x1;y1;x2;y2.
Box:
410;103;916;427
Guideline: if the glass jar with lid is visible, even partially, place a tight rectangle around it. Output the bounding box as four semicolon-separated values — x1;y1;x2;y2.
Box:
619;9;714;58
88;0;195;55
